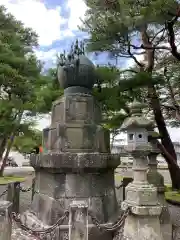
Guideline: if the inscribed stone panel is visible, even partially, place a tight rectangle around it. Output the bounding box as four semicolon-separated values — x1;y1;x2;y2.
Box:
52;102;64;123
66;128;83;149
42;128;49;149
74;101;87;120
49;128;58;149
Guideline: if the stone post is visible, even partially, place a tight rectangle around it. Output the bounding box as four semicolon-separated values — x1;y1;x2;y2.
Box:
121;100;163;240
147;140;171;240
69;200;88;240
0;201;12;240
7;182;20;213
29;51;120;240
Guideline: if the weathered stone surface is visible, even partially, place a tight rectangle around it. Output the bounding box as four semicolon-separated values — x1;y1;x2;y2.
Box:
51;95;101;126
148;152;171;240
123;215;163;240
31;152;119;170
0;201;12;240
57;55;96;91
125;183;158;206
69;201;88;240
27;65;120;240
167;203;180;240
31;193;65;225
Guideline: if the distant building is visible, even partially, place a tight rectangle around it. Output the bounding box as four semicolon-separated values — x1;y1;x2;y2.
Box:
111;139;180;165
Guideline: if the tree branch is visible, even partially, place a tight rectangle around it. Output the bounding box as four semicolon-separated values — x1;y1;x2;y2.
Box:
120;69;138;74
127;42;144;67
166;8;180;60
153;139;178;167
129;44;171;51
151;28;165;43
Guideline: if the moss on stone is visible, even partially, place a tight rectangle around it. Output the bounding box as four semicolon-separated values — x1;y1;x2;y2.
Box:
0;176;25;185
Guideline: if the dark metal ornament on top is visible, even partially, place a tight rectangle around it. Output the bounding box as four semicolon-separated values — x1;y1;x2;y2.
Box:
57;41;96;95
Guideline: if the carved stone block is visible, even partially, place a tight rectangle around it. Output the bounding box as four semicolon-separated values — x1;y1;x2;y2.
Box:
126;183;158;206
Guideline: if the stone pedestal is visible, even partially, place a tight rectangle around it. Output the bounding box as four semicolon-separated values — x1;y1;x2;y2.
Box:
7;182;20;213
122;148;163;240
69;200;88;240
30;93;119;240
147;153;171;240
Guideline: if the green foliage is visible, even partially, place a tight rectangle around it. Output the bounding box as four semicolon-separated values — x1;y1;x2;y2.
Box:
13;129;42;154
0;5;61;159
82;0;178;54
82;0;180;130
93;65;143;130
165;190;180;202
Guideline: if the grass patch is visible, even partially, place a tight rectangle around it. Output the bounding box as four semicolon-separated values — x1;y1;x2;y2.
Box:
114;177;180;203
164;184;180;203
0;176;25;185
115;175;124;181
165;191;180;202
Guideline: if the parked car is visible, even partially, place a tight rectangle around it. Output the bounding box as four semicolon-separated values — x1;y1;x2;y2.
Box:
1;157;18;167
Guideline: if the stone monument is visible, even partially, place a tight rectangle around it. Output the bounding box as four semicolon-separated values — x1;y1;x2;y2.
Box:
121;100;163;240
29;44;120;239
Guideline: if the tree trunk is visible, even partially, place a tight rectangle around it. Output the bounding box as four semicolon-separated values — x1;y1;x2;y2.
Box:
0;112;23;177
141;26;180;189
0;137;7;159
148;81;180;189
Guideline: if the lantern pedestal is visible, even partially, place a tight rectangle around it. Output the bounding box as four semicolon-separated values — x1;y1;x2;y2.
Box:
121;147;163;240
148;151;171;240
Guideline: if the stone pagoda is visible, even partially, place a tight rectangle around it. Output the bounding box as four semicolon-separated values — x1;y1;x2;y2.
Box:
120;100;163;240
30;45;120;239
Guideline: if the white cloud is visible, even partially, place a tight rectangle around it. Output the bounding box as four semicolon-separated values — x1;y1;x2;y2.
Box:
35;49;57;62
35;115;51;130
67;0;87;31
1;0;67;46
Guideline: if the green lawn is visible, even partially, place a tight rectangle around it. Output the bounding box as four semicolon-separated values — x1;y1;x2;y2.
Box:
0;176;25;185
165;191;180;202
165;185;180;202
115;174;180;203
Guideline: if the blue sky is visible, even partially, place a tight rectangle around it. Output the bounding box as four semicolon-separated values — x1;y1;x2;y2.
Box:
1;0;125;69
2;0;180;141
1;0;88;67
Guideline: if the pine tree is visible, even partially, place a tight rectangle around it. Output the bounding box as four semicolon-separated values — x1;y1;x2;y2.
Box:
82;0;180;189
0;6;61;175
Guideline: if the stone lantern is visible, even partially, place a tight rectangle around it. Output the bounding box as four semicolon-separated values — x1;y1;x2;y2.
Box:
124;100;152;148
121;100;163;240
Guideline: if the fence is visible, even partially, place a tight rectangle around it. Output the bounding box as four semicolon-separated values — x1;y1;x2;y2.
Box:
0;200;130;240
115;177;133;201
0;166;35;213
